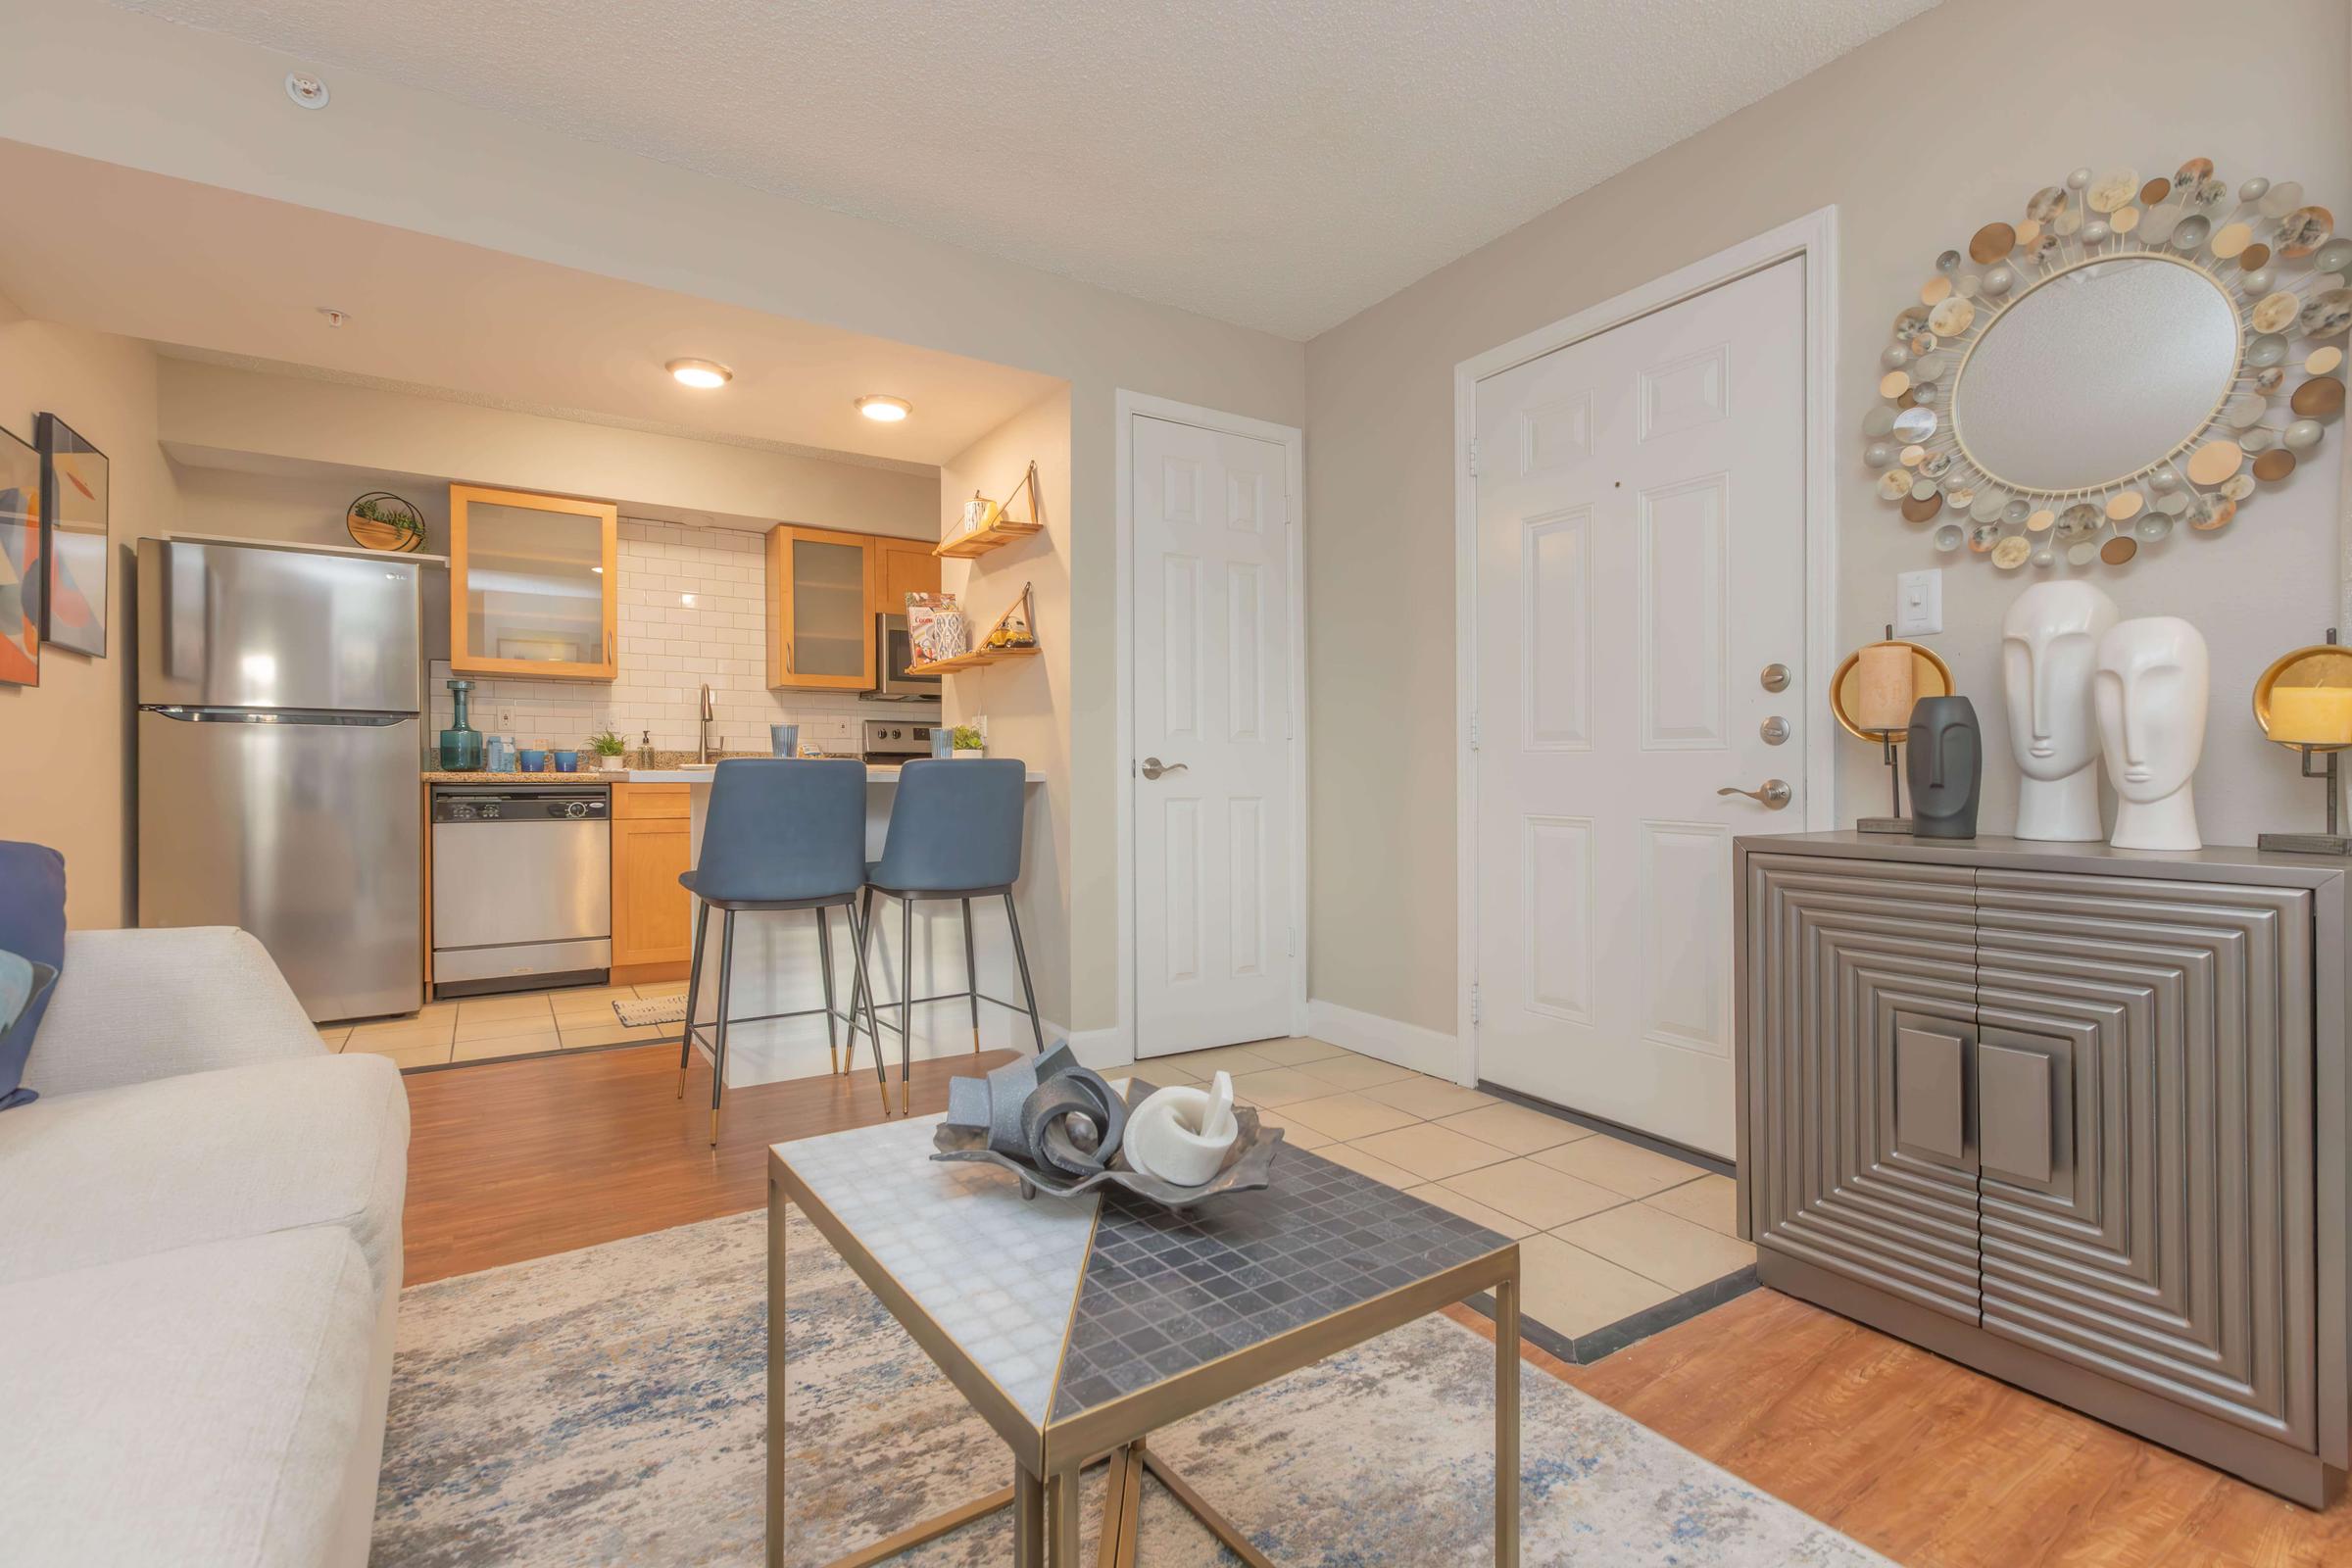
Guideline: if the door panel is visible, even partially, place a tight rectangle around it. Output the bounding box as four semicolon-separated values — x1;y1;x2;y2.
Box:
137;538;423;711
1975;871;2316;1450
1744;853;1981;1322
1132;415;1298;1055
1476;258;1808;1154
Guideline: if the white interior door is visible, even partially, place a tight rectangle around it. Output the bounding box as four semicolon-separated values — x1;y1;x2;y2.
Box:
1472;258;1808;1155
1132;413;1298;1056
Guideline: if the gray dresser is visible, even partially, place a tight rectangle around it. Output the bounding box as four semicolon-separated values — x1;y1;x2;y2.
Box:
1734;832;2351;1506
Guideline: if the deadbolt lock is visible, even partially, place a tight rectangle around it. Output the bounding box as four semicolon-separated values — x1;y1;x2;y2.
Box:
1760;715;1790;745
1759;662;1791;693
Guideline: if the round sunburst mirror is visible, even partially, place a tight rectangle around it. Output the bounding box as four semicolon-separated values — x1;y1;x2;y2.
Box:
1870;161;2348;572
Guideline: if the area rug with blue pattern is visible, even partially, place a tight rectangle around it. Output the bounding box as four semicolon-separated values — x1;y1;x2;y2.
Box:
372;1208;1888;1566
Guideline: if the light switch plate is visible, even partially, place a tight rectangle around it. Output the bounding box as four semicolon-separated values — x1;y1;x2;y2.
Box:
1894;568;1943;636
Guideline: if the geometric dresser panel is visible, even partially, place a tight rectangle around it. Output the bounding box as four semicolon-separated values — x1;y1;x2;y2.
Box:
1736;833;2351;1507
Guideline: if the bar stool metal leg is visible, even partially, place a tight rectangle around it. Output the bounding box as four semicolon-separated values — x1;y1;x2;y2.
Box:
899;891;915;1114
960;896;981;1056
678;900;710;1100
1004;891;1046;1053
847;897;890;1116
816;905;841;1076
709;909;737;1146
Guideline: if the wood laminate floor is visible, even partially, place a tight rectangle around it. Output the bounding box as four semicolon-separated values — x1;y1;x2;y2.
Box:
401;1041;2352;1566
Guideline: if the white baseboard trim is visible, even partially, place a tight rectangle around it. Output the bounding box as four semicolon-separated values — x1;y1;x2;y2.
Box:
1306;999;1465;1083
1062;1024;1134;1071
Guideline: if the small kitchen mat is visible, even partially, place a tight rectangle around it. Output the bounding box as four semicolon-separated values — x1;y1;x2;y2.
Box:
613;997;688;1029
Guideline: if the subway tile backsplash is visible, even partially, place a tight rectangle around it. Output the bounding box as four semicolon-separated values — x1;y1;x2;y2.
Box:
427;516;936;756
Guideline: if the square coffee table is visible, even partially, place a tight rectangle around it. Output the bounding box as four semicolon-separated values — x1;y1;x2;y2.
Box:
767;1112;1522;1566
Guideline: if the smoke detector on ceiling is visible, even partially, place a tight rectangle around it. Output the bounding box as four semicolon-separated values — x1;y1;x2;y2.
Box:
284;72;330;110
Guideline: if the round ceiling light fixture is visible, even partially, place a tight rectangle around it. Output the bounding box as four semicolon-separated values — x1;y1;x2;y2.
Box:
666;358;733;389
857;395;911;423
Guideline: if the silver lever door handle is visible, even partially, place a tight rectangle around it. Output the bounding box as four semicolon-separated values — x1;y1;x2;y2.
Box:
1140;757;1188;780
1718;780;1792;809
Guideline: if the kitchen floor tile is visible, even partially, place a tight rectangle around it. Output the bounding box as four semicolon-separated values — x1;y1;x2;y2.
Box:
316;1027;353;1050
1131;1060;1203;1086
1529;1134;1709;1199
457;993;563;1023
1155;1045;1280;1078
347;1017;455;1048
1437;1102;1592;1156
1298;1054;1419;1093
1516;1233;1678;1339
1273;1092;1423;1142
1402;1183;1538;1241
1227;1066;1342;1106
1642;1173;1740;1236
1348;1121;1516;1182
456;1005;563;1043
560;1021;674;1050
633;980;689;1000
1554;1203;1756;1293
1310;1141;1418;1192
452;1030;564;1063
348;1037;455;1069
1239;1036;1350;1066
1439;1158;1628;1231
1356;1076;1495;1118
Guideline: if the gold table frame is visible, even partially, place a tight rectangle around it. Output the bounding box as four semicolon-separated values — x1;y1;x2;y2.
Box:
767;1152;1523;1567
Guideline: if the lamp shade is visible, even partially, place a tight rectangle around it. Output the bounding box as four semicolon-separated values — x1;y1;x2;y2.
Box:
1854;642;1917;732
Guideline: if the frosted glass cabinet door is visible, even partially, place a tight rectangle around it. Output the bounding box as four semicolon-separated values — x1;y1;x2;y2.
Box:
449;484;618;680
765;524;877;691
1741;853;1982;1323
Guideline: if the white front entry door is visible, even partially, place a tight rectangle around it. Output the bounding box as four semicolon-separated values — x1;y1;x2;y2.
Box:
1472;257;1809;1155
1132;413;1299;1056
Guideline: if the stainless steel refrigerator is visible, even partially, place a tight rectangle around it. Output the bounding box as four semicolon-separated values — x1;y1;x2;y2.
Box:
137;537;425;1021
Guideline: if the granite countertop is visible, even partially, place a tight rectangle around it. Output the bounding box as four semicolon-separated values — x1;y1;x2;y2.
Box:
424;755;1046;785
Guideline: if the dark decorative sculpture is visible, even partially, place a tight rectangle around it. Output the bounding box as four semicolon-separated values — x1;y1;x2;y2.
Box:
942;1042;1129;1178
1905;695;1983;839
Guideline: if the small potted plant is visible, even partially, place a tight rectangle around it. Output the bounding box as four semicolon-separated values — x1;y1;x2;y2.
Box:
951;723;986;760
589;729;627;772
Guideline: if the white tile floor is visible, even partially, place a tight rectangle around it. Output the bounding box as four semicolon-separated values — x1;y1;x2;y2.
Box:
1142;1037;1751;1340
314;978;685;1068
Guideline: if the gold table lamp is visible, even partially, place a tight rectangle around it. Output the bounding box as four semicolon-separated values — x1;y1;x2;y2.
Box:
2254;629;2352;855
1830;624;1953;833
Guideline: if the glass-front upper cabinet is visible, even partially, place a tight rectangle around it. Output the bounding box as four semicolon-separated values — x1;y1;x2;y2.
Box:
449;484;618;680
765;524;877;691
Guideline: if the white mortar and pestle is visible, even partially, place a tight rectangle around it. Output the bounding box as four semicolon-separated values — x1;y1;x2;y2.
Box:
1121;1071;1240;1188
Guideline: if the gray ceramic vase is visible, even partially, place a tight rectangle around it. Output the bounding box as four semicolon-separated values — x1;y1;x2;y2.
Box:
1905;695;1983;840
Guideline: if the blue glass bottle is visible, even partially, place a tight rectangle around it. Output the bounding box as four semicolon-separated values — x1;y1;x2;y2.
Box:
439;678;485;770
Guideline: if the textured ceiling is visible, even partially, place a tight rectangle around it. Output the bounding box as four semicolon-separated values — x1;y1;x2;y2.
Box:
110;0;1936;339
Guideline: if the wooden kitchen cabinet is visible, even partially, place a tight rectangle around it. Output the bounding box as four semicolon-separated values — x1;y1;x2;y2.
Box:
765;524;879;691
449;484;618;680
877;536;941;610
610;783;692;981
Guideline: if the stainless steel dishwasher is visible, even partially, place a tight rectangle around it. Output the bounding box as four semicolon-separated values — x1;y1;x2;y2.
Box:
430;786;612;996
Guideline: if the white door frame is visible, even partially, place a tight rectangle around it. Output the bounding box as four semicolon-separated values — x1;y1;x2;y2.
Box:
1452;206;1840;1090
1114;390;1310;1058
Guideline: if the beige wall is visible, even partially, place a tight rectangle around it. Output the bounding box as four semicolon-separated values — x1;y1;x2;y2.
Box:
0;319;172;927
8;0;1309;1035
939;391;1076;1027
1303;0;2352;1035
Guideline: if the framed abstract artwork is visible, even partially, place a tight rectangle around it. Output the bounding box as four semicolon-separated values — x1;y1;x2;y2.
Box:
36;414;107;658
0;423;38;687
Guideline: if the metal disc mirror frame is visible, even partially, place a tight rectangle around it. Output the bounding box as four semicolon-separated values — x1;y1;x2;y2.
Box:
1869;160;2348;572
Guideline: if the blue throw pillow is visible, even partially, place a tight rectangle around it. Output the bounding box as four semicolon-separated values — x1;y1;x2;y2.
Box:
0;951;58;1110
0;842;67;1110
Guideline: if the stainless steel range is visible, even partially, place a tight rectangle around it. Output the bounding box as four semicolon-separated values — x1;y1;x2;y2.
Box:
862;718;938;764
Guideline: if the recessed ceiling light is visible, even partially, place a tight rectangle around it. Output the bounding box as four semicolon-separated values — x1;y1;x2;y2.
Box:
667;358;732;389
857;395;911;423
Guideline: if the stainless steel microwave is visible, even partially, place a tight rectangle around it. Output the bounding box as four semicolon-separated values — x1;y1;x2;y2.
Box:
870;612;943;701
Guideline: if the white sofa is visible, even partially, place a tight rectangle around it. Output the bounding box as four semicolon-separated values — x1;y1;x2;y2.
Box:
0;926;409;1568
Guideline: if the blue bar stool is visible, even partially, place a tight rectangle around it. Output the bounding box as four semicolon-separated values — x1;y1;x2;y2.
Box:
859;758;1044;1113
675;759;887;1144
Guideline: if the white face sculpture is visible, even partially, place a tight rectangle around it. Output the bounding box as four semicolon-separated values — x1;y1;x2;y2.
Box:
2001;582;2119;781
2093;617;2210;805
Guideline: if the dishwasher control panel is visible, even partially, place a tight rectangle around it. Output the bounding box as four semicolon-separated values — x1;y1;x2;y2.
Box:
431;789;611;824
